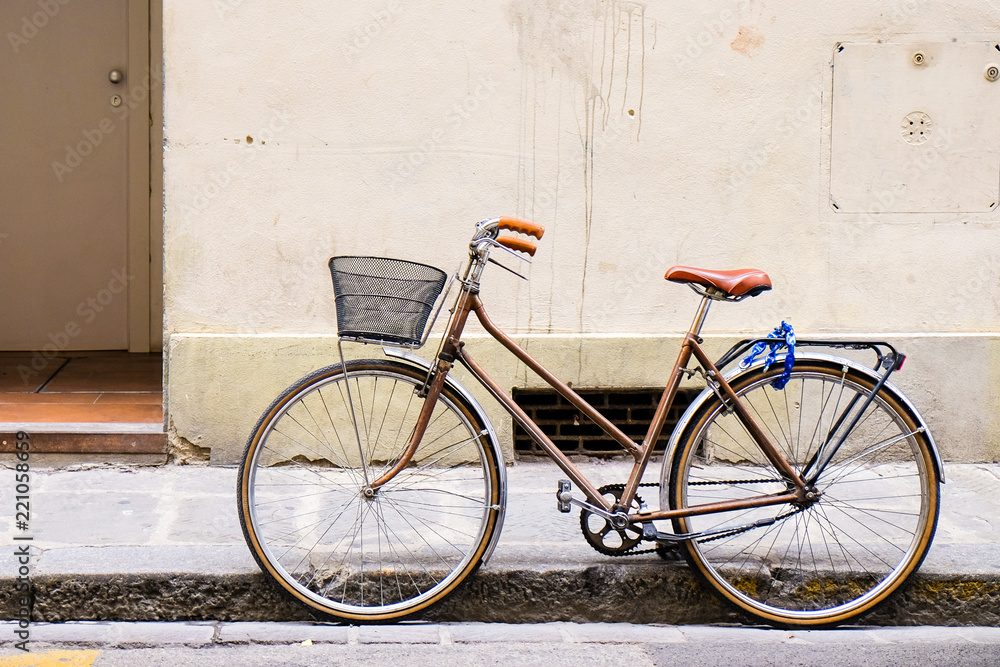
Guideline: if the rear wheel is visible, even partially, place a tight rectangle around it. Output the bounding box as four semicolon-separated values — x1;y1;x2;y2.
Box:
238;359;503;621
665;360;940;627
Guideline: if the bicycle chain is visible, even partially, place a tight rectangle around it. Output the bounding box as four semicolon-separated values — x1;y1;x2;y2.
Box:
678;478;804;544
697;506;806;543
580;480;797;556
689;478;779;485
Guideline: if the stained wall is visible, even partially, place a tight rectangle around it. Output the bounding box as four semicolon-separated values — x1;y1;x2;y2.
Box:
163;1;1000;463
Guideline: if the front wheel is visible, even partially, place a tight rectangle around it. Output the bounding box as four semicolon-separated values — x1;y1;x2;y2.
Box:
238;359;504;622
664;359;940;627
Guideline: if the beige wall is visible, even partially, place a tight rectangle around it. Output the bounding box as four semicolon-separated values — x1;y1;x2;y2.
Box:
163;1;1000;464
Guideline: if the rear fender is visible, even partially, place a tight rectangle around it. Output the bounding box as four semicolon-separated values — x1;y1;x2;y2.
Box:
659;353;944;509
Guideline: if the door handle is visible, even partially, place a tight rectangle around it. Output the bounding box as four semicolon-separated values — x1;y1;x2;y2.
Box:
109;69;124;84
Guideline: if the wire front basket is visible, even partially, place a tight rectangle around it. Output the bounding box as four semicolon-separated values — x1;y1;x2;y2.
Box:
329;256;448;347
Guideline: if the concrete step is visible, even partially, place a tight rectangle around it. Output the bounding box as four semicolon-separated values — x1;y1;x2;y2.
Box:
0;423;166;455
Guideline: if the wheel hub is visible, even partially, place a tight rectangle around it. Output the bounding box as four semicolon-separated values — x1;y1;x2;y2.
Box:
794;484;821;508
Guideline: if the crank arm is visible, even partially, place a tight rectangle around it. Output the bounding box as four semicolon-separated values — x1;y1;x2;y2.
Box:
568;497;616;521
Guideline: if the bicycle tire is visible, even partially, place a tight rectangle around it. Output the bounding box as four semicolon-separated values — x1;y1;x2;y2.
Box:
663;358;940;627
238;358;504;622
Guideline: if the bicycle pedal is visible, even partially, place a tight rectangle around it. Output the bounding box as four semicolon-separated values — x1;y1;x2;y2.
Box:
556;479;573;513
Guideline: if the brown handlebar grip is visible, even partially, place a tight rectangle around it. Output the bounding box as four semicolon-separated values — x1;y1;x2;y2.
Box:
497;235;537;257
497;216;545;239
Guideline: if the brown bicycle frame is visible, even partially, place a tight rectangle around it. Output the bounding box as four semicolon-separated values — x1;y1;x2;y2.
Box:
371;285;808;527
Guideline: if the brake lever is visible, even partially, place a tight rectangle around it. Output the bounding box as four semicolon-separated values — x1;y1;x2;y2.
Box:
487;256;528;280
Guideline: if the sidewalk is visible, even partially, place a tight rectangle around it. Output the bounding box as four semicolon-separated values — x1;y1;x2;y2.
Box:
1;460;998;625
5;622;1000;666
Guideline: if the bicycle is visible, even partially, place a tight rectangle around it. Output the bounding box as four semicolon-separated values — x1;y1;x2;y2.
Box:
237;216;943;627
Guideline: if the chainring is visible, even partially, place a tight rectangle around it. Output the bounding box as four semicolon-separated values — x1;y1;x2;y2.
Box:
580;484;645;556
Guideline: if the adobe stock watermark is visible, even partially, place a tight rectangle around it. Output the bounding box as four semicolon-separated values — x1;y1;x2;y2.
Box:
214;0;248;19
175;108;291;222
673;1;750;71
519;114;629;222
387;74;499;192
851;126;956;220
11;430;33;652
342;0;403;61
723;73;824;194
51;118;115;183
6;0;71;54
50;72;159;182
50;68;161;183
881;0;934;36
17;268;133;384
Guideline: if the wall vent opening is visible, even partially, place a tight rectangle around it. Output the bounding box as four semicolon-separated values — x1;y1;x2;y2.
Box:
511;387;700;459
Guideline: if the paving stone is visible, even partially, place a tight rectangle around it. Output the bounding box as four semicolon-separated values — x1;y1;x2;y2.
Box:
29;621;215;647
559;622;686;643
30;494;162;546
779;628;881;644
166;498;244;543
217;621;350;644
168;467;238;495
677;626;796;643
31;468;165;495
868;626;1000;644
448;622;566;643
921;544;1000;576
357;624;442;644
952;626;1000;644
35;545;257;576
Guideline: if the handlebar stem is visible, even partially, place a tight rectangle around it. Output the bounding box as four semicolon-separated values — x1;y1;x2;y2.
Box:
463;215;543;290
462;218;504;292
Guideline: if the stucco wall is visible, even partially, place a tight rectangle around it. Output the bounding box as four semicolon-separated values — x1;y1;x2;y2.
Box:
163;0;1000;464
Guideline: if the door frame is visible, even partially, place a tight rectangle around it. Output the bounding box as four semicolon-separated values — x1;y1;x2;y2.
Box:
126;0;163;353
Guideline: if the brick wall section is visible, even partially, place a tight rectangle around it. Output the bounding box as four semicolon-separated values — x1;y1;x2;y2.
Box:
511;387;700;457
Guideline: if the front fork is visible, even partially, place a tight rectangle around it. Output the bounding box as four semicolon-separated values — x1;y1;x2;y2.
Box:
366;288;474;491
367;352;455;490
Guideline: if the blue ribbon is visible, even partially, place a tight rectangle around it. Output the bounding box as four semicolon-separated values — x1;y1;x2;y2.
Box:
739;321;796;389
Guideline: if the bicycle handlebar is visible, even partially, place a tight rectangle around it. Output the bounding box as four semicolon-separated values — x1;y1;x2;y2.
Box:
468;216;544;279
496;235;537;257
497;216;545;239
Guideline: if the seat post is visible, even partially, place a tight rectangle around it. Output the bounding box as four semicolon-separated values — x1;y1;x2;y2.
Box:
688;294;714;337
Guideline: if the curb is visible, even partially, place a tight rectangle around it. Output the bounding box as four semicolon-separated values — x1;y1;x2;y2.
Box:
2;567;998;627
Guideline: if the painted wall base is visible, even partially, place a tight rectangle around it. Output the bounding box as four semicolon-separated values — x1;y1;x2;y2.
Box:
167;333;1000;465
